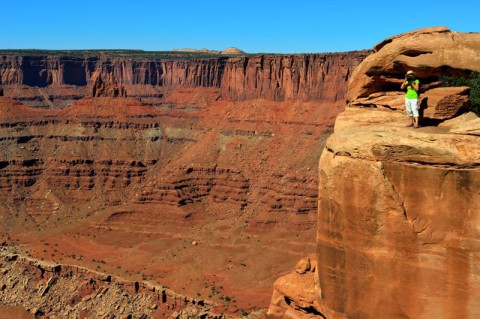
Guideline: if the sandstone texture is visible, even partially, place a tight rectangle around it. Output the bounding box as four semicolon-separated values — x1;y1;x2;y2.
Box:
316;108;480;319
221;53;364;101
91;71;127;98
268;28;480;319
348;26;480;120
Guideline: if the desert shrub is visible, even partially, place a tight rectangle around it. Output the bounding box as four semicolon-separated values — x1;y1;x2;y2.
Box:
440;71;480;116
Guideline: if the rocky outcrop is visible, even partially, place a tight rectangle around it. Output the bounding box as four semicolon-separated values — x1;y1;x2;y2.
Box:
347;26;480;120
221;48;245;55
268;27;480;319
315;108;480;319
268;256;322;319
269;111;480;319
0;52;367;107
91;71;127;98
0;249;221;319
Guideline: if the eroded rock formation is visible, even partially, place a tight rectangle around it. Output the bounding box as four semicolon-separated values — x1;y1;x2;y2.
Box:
0;248;222;318
347;26;480;120
91;71;127;98
0;52;368;108
220;54;363;101
268;27;480;319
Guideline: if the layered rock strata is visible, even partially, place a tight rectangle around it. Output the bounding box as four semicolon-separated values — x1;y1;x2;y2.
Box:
221;54;361;101
0;52;368;108
0;88;334;314
0;42;368;317
0;95;326;230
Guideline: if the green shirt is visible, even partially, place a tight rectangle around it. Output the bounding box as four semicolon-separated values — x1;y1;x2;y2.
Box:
405;79;420;99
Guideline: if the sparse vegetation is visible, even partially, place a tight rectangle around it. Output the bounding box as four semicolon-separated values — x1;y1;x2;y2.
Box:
0;49;251;61
440;71;480;116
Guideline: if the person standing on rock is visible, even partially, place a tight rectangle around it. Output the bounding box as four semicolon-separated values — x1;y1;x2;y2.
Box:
401;70;421;128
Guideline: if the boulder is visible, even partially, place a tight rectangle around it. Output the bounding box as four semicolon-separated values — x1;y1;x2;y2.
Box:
294;257;311;274
267;269;320;319
439;111;479;129
420;86;470;120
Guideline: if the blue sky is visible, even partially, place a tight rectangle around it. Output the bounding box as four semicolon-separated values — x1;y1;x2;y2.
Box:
2;0;479;53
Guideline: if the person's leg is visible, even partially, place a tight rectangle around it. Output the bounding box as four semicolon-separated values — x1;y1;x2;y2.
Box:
405;99;414;126
413;116;419;127
411;99;420;127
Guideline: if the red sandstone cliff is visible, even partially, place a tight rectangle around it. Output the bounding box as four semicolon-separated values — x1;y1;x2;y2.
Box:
0;52;368;107
221;54;363;101
0;56;225;87
268;27;480;319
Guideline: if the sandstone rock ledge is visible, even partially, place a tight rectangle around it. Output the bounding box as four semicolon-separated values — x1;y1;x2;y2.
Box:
315;107;480;319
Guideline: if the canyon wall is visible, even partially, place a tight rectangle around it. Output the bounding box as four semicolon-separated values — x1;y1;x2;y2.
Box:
221;54;358;101
0;56;226;87
0;52;368;108
268;27;480;319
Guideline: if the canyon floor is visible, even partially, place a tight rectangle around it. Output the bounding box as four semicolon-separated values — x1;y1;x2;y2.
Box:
0;87;342;316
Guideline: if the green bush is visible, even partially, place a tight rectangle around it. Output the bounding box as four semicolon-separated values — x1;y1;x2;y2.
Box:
440;71;480;116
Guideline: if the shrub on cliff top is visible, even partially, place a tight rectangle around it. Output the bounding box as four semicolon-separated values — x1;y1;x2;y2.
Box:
440;71;480;116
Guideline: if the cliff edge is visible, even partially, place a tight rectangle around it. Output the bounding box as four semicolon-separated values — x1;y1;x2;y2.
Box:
268;27;480;319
